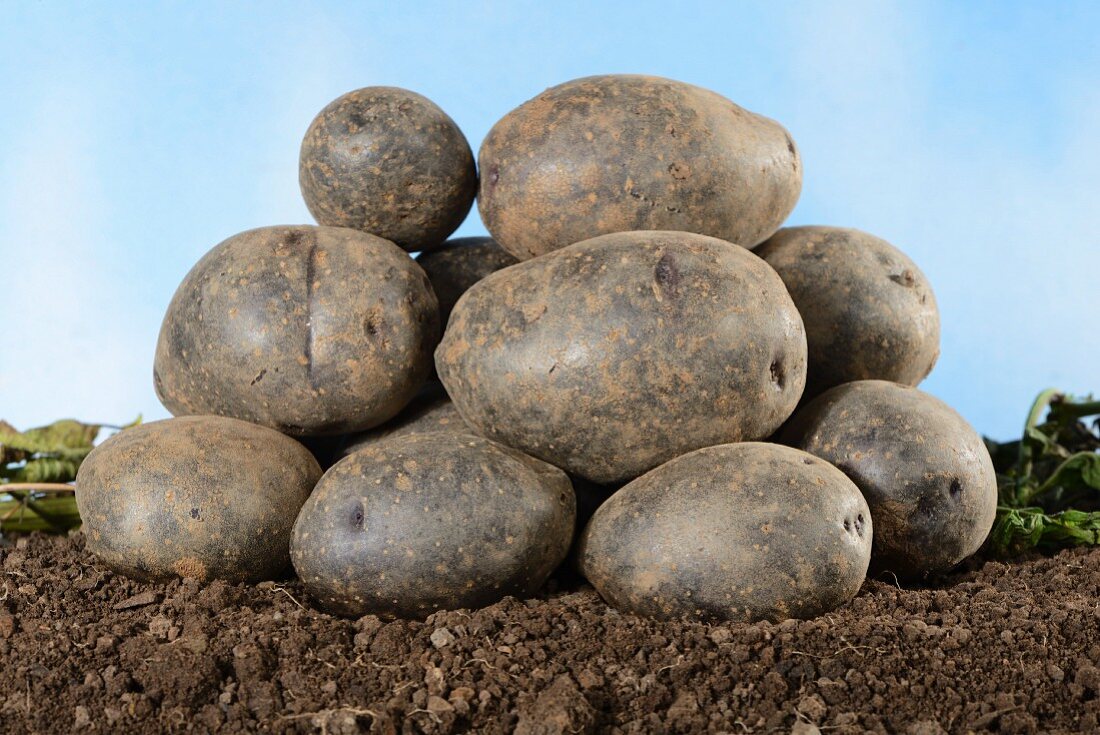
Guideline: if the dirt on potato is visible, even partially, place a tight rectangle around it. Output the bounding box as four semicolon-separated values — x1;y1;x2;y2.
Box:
154;225;440;437
2;532;1099;734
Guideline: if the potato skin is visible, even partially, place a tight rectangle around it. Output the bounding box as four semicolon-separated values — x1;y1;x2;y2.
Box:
416;237;519;326
154;225;440;436
781;380;997;577
755;227;940;399
578;443;871;622
290;433;575;619
75;416;322;584
478;75;802;260
436;230;808;484
335;381;474;459
299;87;477;252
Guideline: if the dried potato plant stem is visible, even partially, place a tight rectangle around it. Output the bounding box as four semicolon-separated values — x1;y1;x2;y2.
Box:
1;483;75;493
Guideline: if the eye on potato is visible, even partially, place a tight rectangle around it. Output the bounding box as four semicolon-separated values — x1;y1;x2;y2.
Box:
299;86;477;252
578;442;871;622
478;74;802;260
781;380;997;577
416;237;519;327
154;225;440;436
75;416;322;584
436;230;808;484
290;432;575;619
755;226;940;399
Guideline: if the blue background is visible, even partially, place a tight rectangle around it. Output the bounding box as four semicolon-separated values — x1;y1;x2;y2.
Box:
1;1;1096;439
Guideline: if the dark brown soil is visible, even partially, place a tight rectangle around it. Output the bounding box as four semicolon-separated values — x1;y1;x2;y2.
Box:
2;532;1098;734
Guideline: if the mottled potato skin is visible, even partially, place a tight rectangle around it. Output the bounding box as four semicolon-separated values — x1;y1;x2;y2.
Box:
781;380;997;577
291;433;575;619
478;75;802;260
335;381;474;459
578;443;871;622
436;230;808;484
154;225;440;436
756;227;940;399
416;237;519;326
75;417;321;583
299;87;477;252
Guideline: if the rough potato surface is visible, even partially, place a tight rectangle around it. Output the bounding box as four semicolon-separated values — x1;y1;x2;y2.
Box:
299;87;477;252
335;381;474;459
782;380;998;577
154;225;439;436
416;237;519;327
478;74;802;260
75;416;322;583
436;230;808;483
578;442;872;622
290;433;575;619
756;226;940;399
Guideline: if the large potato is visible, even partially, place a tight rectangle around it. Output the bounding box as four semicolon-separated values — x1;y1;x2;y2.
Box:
290;432;575;618
436;230;808;483
781;380;997;577
76;416;321;583
299;87;477;252
154;225;439;436
416;237;519;326
578;442;872;622
478;74;802;260
755;226;940;399
334;381;474;459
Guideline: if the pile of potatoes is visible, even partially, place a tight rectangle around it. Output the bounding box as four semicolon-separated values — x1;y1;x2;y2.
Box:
76;75;997;624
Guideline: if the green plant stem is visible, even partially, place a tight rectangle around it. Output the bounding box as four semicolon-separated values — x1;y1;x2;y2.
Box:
1015;388;1062;503
1018;452;1094;506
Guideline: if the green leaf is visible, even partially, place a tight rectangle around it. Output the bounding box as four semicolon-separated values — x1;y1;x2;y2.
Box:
14;455;88;483
16;422;101;451
990;505;1100;554
0;420;27;464
1082;454;1100;488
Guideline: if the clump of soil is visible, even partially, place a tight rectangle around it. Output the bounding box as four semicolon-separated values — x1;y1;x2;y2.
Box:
2;533;1099;734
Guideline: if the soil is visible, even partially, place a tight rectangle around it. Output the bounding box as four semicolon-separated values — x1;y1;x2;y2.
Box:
2;532;1099;734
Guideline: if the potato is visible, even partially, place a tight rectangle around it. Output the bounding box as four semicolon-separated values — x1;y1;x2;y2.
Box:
755;227;940;399
436;230;808;483
298;87;477;252
781;380;997;577
478;74;802;260
416;237;519;326
154;225;440;436
290;432;575;618
578;442;871;622
75;416;321;583
334;381;474;459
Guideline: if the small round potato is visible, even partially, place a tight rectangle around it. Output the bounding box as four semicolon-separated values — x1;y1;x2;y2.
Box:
76;416;322;583
781;380;997;577
154;225;440;436
755;227;940;399
299;87;477;252
416;237;519;326
478;74;802;260
436;230;808;484
335;381;474;459
290;432;575;619
578;442;872;622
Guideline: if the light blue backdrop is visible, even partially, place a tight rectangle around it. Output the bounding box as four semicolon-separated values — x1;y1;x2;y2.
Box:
1;1;1096;440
